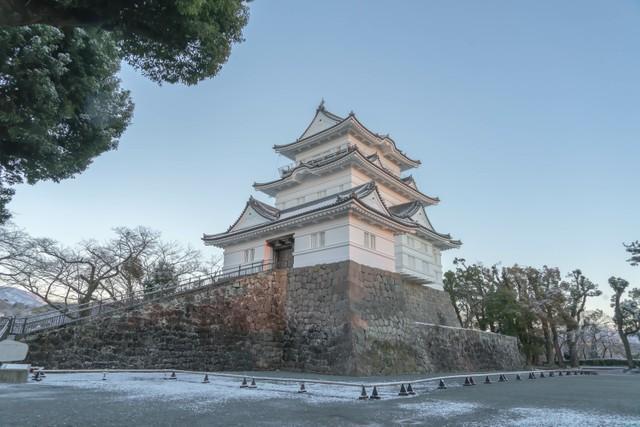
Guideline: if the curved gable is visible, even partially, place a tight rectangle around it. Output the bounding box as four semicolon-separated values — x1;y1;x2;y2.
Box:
299;107;343;140
228;206;270;232
358;184;390;215
411;207;434;231
228;198;279;232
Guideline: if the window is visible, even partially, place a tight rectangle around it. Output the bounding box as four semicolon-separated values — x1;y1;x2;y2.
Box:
243;248;255;263
408;237;416;248
422;260;429;273
309;231;326;249
408;255;416;270
364;232;376;250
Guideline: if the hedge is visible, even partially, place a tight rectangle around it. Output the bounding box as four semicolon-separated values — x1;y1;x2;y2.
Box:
579;359;639;367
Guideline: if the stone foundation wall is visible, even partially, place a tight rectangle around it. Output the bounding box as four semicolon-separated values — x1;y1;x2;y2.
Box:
24;261;525;375
282;262;353;373
25;271;288;370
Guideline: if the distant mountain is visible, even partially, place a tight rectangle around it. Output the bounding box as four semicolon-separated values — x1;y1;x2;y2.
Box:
0;287;46;309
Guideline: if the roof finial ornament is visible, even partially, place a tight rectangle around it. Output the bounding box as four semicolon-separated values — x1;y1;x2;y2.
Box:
349;110;355;117
317;98;325;111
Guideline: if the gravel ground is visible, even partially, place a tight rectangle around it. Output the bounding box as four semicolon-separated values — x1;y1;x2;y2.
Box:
0;370;638;426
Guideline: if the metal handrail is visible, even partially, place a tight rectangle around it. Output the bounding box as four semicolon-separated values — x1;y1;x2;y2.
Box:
7;260;277;337
0;317;11;340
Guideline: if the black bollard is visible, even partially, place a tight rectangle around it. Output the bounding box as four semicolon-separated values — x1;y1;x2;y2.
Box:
469;376;476;386
102;372;107;381
298;382;307;394
438;379;447;390
202;374;210;384
540;372;545;378
398;384;408;396
463;377;472;387
249;378;257;389
484;376;492;384
528;372;534;380
240;377;248;388
32;371;41;382
558;371;563;376
498;374;506;382
573;371;578;376
169;371;177;380
407;384;416;395
516;374;522;381
358;385;369;400
370;386;381;400
549;371;554;377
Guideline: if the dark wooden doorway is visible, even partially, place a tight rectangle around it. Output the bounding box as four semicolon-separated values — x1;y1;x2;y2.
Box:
269;235;294;269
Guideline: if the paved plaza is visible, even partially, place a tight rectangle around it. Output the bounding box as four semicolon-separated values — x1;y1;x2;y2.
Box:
0;370;638;426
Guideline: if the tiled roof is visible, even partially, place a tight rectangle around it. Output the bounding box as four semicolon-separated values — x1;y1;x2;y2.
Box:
388;201;423;218
254;146;440;204
274;108;421;169
205;181;459;248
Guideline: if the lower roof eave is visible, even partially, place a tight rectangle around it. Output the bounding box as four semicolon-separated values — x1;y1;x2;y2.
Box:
203;196;461;249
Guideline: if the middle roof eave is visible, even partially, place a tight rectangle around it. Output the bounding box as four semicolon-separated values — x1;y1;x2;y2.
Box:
254;148;440;205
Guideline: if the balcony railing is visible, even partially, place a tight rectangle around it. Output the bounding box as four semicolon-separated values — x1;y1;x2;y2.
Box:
278;144;356;177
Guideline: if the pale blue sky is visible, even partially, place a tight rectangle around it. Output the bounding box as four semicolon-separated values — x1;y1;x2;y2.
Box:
9;1;640;312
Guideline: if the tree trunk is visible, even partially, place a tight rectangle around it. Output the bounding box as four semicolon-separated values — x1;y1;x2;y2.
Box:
550;321;564;367
567;327;579;367
613;289;635;369
449;297;463;327
541;319;553;365
619;330;634;369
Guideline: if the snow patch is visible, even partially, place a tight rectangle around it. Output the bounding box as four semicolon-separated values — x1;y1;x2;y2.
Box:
0;287;45;308
35;372;363;411
466;407;640;427
397;400;481;418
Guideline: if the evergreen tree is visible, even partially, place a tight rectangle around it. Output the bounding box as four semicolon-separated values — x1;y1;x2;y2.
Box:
0;1;249;221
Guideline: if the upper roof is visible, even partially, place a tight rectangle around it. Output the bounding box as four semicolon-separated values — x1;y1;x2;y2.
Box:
297;101;343;139
203;181;459;249
274;103;421;171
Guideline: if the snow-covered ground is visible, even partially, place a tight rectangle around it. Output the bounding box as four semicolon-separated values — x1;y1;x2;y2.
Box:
0;287;45;308
1;371;639;426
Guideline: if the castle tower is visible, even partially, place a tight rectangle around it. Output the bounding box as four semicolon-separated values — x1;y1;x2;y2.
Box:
203;103;460;289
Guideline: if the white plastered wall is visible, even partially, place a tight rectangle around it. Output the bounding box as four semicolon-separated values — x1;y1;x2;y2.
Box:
292;217;351;268
294;135;352;163
275;168;351;209
294;134;402;177
351;168;410;207
347;215;396;272
222;238;272;271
